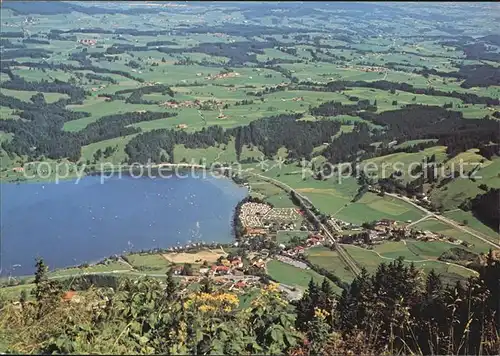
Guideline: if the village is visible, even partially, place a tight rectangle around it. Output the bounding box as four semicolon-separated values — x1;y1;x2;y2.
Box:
338;218;470;248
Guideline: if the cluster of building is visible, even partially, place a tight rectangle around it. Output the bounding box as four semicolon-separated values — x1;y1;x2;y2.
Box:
205;72;240;80
161;99;224;110
368;186;432;208
170;256;245;277
341;218;469;247
162;99;200;109
326;218;353;231
275;255;309;269
282;234;325;257
79;38;97;46
340;65;386;73
90;84;107;92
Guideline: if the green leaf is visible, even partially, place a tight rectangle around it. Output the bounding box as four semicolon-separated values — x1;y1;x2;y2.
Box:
131;333;149;346
284;332;297;347
130;321;142;333
270;328;279;342
148;314;157;327
195;328;204;342
210;339;224;355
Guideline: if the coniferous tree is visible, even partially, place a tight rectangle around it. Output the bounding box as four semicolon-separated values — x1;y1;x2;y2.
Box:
32;258;62;319
199;277;213;294
165;269;177;301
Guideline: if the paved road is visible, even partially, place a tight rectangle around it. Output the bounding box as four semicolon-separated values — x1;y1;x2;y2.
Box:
278;283;304;301
108;163;497;275
275;255;309;269
342;244;479;274
406;214;432;228
384;192;499;249
245;169;361;276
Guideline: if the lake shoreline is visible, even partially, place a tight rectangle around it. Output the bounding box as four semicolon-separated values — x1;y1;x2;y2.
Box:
1;163;237;184
1;174;247;276
0;241;238;283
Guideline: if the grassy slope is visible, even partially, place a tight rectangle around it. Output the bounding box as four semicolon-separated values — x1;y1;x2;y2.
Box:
267;259;328;290
412;218;492;254
305;246;356;283
342;244;477;285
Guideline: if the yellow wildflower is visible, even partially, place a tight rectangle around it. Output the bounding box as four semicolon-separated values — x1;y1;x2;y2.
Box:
314;307;330;320
266;282;279;293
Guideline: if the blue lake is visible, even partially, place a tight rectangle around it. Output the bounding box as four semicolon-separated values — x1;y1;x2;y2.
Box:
0;174;247;276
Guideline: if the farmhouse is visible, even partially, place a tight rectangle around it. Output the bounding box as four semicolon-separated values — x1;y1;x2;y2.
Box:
171;265;184;275
62;291;82;303
377;219;397;227
199;267;209;274
306;235;323;246
230;256;243;268
252;259;266;269
211;265;230;276
79;39;97;46
290;246;305;256
234;281;246;289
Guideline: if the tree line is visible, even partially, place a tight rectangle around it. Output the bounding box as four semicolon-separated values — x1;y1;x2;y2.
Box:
460;188;500;232
297;79;499;106
295;254;499;355
1;59;145;83
0;90;176;161
114;84;175;104
125;125;230;164
231;113;342;161
358;105;500;158
416;64;500;88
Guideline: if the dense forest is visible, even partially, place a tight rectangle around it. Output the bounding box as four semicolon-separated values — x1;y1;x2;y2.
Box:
126;125;230;164
230;113;342;160
358;105;500;157
2;85;497;166
1;3;499;355
461;188;500;232
310;99;377;117
114;84;175;104
297;79;499;106
417;64;500;88
0;91;176;161
124;113;343;164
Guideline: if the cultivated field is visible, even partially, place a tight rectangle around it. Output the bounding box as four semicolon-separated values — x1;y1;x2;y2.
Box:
305;246;356;283
342;244;477;285
266;259;335;291
162;248;227;265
